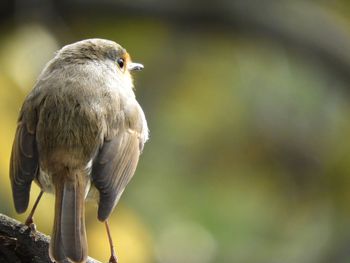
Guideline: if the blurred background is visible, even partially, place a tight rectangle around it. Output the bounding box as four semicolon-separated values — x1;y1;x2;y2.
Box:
1;0;350;262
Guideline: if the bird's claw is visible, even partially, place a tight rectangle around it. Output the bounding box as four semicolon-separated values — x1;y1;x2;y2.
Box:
108;254;118;263
28;222;37;232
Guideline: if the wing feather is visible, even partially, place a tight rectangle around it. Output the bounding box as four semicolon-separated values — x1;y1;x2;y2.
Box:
10;120;38;213
91;131;140;221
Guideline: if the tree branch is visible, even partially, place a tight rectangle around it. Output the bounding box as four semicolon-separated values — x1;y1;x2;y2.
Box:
0;213;100;263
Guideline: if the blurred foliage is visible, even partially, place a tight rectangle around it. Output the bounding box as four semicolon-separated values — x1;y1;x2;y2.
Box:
2;1;350;262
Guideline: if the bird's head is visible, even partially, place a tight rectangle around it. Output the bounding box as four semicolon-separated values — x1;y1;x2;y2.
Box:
56;38;143;88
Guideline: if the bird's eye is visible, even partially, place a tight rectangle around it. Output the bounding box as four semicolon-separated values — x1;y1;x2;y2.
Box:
117;58;124;68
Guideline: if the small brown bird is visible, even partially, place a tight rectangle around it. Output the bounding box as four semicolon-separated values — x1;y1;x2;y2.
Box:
9;39;149;263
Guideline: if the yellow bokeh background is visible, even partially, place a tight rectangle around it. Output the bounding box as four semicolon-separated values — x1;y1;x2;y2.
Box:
3;1;350;262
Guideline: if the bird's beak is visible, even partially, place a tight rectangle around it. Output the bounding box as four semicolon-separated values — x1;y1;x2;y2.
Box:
128;62;144;71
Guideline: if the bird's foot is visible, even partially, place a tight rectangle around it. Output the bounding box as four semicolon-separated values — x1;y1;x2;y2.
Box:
108;253;118;263
28;222;37;232
24;217;39;240
25;217;37;231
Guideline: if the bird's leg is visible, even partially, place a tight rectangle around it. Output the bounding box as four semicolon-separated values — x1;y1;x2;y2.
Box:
25;190;44;231
105;220;118;263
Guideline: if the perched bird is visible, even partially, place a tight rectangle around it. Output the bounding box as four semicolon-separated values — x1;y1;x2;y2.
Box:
9;38;149;263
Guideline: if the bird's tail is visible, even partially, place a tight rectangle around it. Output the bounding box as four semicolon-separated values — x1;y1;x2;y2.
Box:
49;169;88;263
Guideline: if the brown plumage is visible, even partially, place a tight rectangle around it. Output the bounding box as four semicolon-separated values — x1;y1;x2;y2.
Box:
9;39;148;263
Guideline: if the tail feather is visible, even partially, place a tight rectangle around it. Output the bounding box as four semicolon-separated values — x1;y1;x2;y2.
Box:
50;170;88;263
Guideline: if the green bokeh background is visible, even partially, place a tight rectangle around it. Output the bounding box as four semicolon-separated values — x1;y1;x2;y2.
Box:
1;1;350;262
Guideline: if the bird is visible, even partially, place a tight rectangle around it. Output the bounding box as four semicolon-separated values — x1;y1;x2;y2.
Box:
9;38;149;263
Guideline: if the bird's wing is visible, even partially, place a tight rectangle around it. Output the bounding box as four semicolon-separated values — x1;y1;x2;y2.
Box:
10;111;39;213
91;129;141;221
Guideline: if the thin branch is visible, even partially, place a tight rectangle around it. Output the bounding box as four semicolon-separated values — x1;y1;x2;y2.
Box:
0;213;100;263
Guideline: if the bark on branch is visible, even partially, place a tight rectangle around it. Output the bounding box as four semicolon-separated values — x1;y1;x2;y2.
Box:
0;213;100;263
